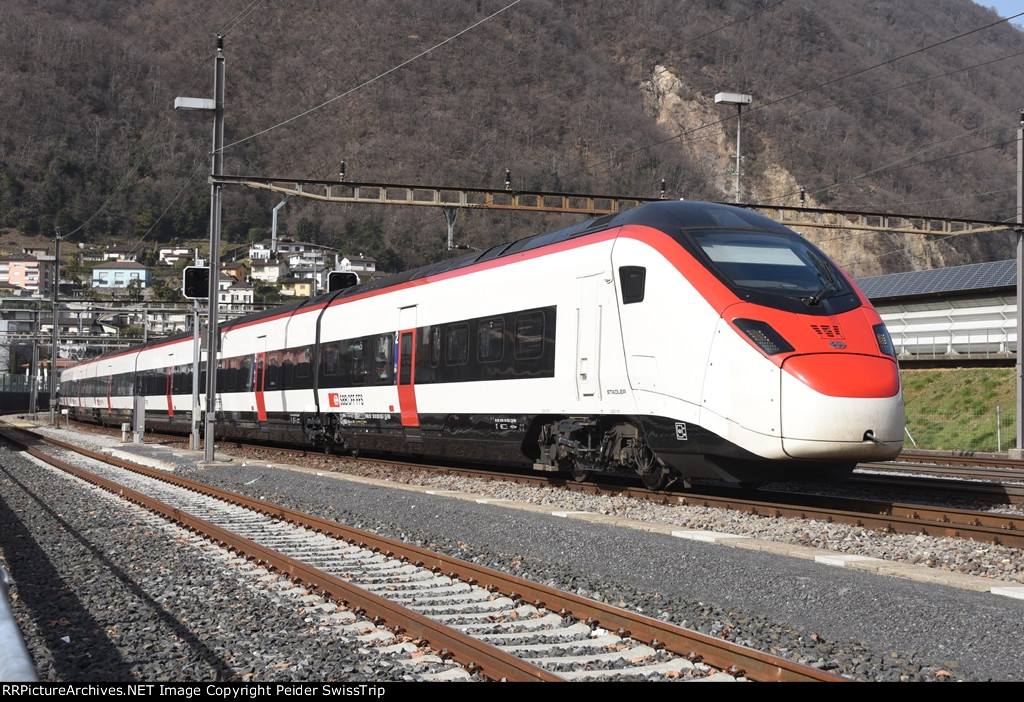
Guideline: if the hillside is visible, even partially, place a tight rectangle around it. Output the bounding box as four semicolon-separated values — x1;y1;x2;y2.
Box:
1;0;1022;276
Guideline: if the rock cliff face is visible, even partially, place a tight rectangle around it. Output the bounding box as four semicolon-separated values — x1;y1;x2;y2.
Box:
638;65;1017;279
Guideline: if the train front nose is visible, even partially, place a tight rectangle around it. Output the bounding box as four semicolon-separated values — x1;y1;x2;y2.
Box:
780;353;904;460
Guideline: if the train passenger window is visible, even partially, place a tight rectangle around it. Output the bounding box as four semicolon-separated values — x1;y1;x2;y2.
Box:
296;347;311;379
478;318;504;363
374;335;392;382
619;266;646;304
282;356;294;389
267;356;280;389
320;342;340;378
514;312;545;359
430;327;441;367
351;339;367;385
445;324;469;366
238;356;252;391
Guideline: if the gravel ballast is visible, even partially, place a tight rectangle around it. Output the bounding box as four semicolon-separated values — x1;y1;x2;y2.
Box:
5;423;1024;682
0;442;460;683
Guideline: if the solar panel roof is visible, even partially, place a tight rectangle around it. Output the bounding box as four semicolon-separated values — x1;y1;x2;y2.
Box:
855;259;1016;300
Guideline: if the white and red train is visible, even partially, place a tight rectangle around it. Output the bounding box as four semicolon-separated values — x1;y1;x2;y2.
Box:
60;200;904;488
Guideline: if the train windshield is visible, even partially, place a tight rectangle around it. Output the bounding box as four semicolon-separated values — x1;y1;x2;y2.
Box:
689;230;859;313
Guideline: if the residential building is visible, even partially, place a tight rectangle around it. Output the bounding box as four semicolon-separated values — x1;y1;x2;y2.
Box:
91;261;152;289
251;259;287;284
217;274;254;312
220;261;247;284
248;241;273;260
158;247;193;266
102;244;141;262
278;277;313;297
0;253;55;296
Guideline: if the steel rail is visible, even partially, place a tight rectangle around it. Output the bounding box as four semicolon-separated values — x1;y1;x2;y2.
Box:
851;469;1024;505
0;429;562;682
120;432;1024;547
10;427;844;682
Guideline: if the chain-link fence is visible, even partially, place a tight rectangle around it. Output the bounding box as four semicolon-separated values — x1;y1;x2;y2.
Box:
903;405;1017;453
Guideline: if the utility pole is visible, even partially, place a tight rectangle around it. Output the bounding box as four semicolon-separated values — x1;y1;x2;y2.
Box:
205;36;225;462
29;306;38;418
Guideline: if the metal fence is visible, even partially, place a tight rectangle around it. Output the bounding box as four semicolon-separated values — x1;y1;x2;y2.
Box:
903;405;1016;453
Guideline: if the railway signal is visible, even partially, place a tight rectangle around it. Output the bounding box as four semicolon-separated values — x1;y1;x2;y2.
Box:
182;266;210;299
328;271;359;291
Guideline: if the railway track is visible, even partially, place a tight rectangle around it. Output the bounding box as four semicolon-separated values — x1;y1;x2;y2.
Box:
244;444;1024;548
44;421;1024;548
1;425;843;682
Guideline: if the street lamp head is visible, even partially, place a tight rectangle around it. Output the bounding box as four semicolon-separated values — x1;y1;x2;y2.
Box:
715;92;752;106
174;96;216;111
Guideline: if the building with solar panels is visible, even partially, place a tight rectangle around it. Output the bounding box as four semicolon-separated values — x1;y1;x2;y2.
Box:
856;259;1016;366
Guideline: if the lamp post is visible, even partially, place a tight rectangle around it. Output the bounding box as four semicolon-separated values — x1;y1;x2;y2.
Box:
715;92;752;203
175;36;225;462
49;227;60;425
1016;110;1023;456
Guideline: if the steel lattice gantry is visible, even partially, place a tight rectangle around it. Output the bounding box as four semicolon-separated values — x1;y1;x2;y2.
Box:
212;174;1016;236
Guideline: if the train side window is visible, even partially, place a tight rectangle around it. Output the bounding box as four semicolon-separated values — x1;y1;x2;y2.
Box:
239;356;252;391
514;311;545;359
282;354;295;389
216;360;229;393
477;317;504;363
374;335;393;383
445;324;469;366
430;327;441;367
296;347;311;380
351;339;367;385
619;266;646;304
321;342;340;378
267;355;280;389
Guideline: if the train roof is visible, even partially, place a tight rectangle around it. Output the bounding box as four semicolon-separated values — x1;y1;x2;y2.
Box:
66;200;793;368
244;200;792;320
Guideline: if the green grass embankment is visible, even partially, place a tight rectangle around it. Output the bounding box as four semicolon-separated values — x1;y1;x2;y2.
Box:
900;367;1016;452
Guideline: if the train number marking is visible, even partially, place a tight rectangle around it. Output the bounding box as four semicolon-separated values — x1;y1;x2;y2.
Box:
329;393;364;407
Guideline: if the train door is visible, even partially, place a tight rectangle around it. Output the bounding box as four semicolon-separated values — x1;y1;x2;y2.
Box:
104;363;113;420
254;336;268;423
576;274;603;401
165;363;174;419
397;305;420;442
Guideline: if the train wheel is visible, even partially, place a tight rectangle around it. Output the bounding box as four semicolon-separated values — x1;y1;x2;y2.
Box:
568;460;591;483
639;463;670;491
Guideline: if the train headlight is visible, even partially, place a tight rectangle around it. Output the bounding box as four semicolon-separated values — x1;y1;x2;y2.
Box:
873;323;896;359
733;318;794;356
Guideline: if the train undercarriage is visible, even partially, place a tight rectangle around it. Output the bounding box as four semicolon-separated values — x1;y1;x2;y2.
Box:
530;417;678;491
